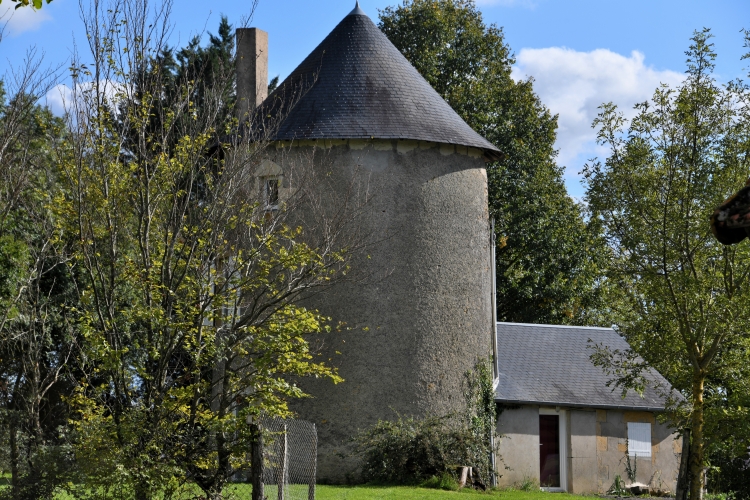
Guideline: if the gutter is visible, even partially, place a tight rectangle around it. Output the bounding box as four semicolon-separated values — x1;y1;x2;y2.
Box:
489;218;499;487
495;398;667;413
491;218;499;389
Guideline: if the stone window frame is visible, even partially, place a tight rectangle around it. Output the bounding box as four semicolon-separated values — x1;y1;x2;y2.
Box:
256;159;284;212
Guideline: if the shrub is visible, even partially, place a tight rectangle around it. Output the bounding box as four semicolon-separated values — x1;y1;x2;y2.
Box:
462;358;498;484
353;414;486;484
517;475;538;492
421;472;460;491
354;359;499;486
706;450;750;500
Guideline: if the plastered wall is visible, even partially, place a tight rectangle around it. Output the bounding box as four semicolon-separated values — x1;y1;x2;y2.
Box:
496;406;541;487
569;409;597;493
263;139;493;483
594;409;681;494
495;406;681;494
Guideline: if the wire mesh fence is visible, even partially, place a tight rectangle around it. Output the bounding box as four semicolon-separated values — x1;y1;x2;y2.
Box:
251;416;317;500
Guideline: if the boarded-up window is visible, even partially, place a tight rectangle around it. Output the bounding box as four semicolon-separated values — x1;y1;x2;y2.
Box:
627;422;651;458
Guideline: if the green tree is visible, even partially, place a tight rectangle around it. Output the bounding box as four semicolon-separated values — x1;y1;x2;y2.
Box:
0;49;80;499
379;0;608;325
51;1;352;498
0;0;52;8
584;29;750;499
117;15;237;154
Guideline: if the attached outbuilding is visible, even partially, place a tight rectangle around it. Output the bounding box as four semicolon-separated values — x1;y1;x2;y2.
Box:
494;322;683;495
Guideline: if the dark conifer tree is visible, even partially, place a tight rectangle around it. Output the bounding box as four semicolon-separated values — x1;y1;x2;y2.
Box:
379;0;610;325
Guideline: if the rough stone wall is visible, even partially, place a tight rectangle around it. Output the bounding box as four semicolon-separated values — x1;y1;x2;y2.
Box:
263;139;493;483
495;406;681;494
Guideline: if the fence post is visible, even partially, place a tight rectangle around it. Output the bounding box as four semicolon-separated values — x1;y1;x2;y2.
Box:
308;423;317;500
251;423;264;500
277;422;287;500
675;429;690;500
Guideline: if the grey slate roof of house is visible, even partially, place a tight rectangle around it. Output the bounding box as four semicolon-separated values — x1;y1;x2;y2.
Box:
495;322;678;411
258;4;501;158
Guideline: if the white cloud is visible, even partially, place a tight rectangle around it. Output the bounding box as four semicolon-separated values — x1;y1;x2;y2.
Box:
44;80;125;116
44;83;71;115
511;47;684;182
0;4;51;37
475;0;537;7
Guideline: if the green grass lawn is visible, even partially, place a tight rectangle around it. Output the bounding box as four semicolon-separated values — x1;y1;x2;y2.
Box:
315;485;592;500
1;480;594;500
41;483;594;499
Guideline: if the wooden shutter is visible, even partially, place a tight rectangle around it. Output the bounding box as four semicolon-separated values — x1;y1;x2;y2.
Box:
627;422;652;458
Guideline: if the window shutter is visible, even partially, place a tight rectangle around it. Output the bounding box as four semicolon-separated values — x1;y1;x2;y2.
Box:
627;422;652;458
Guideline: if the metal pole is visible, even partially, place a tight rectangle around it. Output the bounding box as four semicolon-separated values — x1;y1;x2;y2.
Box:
490;218;499;382
278;423;287;500
489;218;498;488
308;423;317;500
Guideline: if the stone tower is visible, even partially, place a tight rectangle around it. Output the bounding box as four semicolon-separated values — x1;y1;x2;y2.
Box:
238;3;500;482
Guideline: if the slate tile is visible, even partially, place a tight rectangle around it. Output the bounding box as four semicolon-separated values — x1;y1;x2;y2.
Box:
251;8;499;158
495;323;681;410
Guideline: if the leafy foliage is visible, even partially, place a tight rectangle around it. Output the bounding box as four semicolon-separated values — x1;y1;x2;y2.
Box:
608;475;627;496
14;1;350;498
354;414;486;485
707;446;750;499
0;46;80;498
583;29;750;498
624;440;637;483
355;360;497;487
379;0;609;325
0;0;52;9
462;358;497;485
0;1;354;496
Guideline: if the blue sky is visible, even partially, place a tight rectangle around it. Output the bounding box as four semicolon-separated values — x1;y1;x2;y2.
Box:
2;0;749;197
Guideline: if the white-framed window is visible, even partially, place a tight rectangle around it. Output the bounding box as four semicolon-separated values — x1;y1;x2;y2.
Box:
627;422;652;458
263;177;280;211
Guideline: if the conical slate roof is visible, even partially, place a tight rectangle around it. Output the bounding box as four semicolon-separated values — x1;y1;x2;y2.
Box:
260;4;500;156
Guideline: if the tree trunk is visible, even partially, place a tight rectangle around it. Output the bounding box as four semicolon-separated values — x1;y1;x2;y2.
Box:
9;416;19;497
689;373;706;500
213;431;229;500
134;479;149;500
251;423;265;500
207;485;223;500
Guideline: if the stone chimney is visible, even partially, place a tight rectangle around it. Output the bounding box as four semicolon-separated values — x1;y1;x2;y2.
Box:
236;28;268;121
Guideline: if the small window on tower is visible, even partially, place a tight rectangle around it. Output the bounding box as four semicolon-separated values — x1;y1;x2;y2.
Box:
264;178;279;211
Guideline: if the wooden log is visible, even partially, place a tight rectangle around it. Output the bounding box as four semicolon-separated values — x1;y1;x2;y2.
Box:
458;466;469;488
675;429;690;500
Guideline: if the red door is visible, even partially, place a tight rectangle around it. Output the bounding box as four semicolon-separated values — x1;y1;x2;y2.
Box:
539;415;560;487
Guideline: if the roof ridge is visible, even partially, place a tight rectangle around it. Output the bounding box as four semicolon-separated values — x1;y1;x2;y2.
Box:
496;322;616;331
